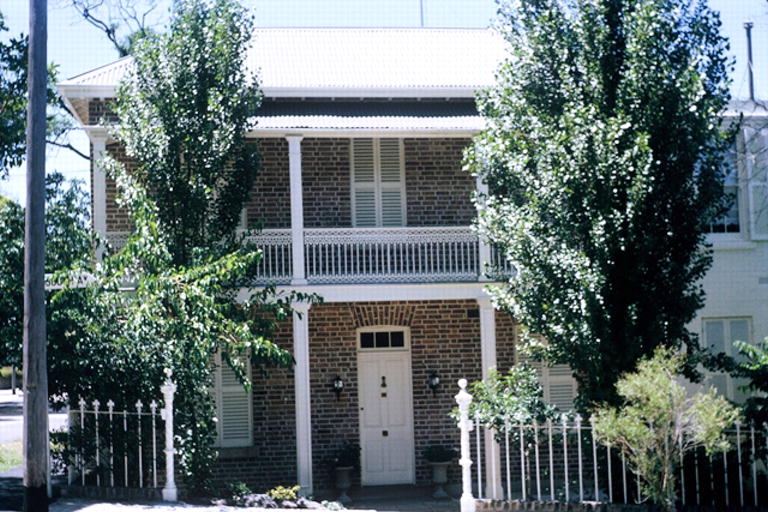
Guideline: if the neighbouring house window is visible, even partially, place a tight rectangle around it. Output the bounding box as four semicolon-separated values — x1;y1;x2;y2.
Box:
709;142;741;233
702;317;752;402
351;138;406;227
211;351;253;447
744;127;768;239
358;328;408;350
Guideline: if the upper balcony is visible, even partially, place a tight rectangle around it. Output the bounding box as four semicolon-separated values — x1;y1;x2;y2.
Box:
107;226;513;285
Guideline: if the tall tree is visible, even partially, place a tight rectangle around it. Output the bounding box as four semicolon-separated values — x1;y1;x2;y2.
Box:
0;174;92;369
467;0;732;409
0;11;30;176
105;0;261;266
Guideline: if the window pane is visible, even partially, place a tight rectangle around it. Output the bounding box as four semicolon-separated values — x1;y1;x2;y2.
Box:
390;331;404;347
375;331;390;348
705;321;725;353
360;332;374;348
730;320;749;362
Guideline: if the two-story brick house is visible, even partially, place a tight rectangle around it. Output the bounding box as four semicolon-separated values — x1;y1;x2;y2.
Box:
57;28;768;496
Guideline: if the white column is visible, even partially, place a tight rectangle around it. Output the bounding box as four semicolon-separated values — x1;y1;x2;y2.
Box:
293;302;313;494
476;174;492;281
91;133;108;259
287;135;307;285
161;369;177;502
478;297;503;499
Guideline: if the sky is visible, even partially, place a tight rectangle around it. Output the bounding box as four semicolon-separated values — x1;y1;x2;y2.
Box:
1;0;767;202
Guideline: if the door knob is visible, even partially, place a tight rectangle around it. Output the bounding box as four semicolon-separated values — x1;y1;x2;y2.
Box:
382;430;388;437
381;376;387;388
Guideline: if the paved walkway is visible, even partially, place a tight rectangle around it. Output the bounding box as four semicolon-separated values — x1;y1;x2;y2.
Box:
0;389;68;444
46;498;457;512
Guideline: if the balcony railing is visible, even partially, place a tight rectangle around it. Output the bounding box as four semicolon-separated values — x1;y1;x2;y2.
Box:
106;226;514;285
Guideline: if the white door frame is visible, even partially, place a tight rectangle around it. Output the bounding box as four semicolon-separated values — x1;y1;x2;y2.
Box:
356;326;415;486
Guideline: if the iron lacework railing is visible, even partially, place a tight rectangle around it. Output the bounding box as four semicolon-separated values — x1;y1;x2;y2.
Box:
107;226;515;285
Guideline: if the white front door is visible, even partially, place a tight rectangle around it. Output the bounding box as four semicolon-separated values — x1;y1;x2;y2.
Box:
357;330;415;486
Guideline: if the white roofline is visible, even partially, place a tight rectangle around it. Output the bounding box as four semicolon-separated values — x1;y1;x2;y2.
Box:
247;128;480;137
58;83;480;99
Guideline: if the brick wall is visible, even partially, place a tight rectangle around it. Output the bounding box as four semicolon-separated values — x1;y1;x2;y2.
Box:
208;300;517;495
104;143;133;232
245;138;291;229
404;138;475;227
301;138;352;228
88;99;119;125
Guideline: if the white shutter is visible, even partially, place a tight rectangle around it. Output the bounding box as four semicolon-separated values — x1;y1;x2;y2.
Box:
352;139;375;183
354;190;377;227
514;338;577;412
350;138;405;227
745;128;768;239
213;353;253;447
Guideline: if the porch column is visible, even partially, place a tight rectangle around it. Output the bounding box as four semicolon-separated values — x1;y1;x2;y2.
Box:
476;174;492;281
478;297;503;499
91;132;108;259
287;135;307;285
293;301;313;494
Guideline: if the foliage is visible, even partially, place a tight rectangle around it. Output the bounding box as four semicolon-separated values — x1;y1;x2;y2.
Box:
423;445;456;463
266;485;301;502
592;347;740;511
227;481;253;506
105;0;262;266
453;366;556;442
332;442;360;469
48;179;307;492
321;501;346;511
709;337;768;426
467;0;734;409
0;174;92;368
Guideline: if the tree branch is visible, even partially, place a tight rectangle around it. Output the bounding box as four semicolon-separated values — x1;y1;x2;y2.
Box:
46;139;90;161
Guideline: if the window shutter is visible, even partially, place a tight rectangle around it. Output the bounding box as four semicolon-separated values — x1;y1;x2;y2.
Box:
213;353;253;448
514;339;577;412
354;190;377;227
745;128;768;239
352;139;375;183
351;138;405;227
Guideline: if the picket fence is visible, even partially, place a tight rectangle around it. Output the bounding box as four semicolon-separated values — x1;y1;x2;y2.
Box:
64;371;178;501
454;379;768;512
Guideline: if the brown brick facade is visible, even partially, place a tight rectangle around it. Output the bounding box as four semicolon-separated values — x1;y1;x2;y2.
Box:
209;300;517;495
404;138;476;226
245;138;291;229
301;138;352;228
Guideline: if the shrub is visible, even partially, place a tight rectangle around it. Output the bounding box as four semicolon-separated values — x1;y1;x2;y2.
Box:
593;347;740;512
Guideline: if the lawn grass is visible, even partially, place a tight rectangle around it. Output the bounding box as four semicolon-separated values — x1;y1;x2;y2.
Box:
0;439;23;473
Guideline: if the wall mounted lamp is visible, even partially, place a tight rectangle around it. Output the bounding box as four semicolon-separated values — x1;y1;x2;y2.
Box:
333;376;345;400
428;371;440;395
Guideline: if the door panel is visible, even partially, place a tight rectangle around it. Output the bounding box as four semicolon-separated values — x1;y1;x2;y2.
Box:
358;350;414;485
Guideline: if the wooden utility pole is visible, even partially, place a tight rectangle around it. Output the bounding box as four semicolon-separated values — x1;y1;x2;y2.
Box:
23;0;49;510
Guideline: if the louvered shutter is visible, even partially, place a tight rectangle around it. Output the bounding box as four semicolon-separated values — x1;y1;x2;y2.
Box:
515;333;577;412
745;128;768;239
379;139;405;226
351;138;405;227
213;353;253;447
352;139;377;227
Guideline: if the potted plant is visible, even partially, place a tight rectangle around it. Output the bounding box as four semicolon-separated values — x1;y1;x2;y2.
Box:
424;444;456;499
332;442;359;503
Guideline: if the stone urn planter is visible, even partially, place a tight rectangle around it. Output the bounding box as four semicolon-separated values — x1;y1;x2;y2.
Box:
428;461;451;499
423;444;457;500
334;466;353;503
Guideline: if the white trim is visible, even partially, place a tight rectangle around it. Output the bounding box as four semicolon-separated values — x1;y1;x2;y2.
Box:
287;136;307;285
478;297;503;499
293;302;313;494
250;128;481;138
91;135;108;260
247;282;493;303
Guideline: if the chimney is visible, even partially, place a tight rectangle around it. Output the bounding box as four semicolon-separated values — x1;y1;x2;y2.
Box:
744;21;755;102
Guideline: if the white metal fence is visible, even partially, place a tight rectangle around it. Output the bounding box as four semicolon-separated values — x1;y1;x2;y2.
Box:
64;372;177;501
454;379;768;511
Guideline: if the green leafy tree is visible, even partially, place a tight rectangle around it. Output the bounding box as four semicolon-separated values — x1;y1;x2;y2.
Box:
0;11;31;175
593;347;739;512
467;0;733;408
0;174;92;368
452;365;555;441
709;337;768;426
49;0;313;492
105;0;261;266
